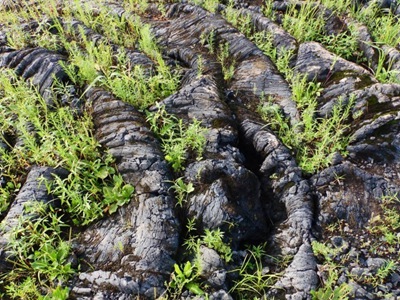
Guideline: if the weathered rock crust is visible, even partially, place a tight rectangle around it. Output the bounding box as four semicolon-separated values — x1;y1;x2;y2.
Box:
1;0;400;299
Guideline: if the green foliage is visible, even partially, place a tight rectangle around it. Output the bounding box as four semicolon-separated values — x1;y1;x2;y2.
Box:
223;1;252;36
217;42;236;81
0;68;134;296
321;29;360;61
312;240;342;263
354;2;400;48
165;226;232;298
0;180;20;214
230;244;285;299
262;0;276;20
202;229;233;263
192;0;220;13
147;105;207;172
373;260;397;287
196;54;204;78
104;60;178;110
103;175;135;214
221;1;357;174
373;49;400;84
372;12;400;48
259;75;355;174
4;202;74;299
124;0;149;14
62;39;113;84
319;0;354;14
200;29;216;54
60;20;179;110
310;267;351;300
169;177;195;207
184;227;232;263
251;31;277;62
0;71;134;225
4;277;42;299
165;261;205;299
311;241;352;300
368;194;400;247
282;2;325;43
260;0;359;61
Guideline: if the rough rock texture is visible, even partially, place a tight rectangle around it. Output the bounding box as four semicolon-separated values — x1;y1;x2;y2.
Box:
231;6;298;56
0;167;68;272
158;3;300;126
0;47;68;104
1;0;400;299
64;19;156;75
71;89;180;298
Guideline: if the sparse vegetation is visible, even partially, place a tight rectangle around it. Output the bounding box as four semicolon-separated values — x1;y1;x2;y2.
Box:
0;67;134;297
258;73;356;174
164;223;233;299
311;241;352;300
1;0;400;298
147;104;207;172
368;194;400;252
217;42;236;81
230;243;289;299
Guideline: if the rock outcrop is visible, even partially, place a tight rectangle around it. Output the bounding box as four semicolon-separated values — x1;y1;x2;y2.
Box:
0;0;400;299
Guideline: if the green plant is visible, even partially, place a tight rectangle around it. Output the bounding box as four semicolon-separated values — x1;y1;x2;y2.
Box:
312;241;342;263
166;226;233;298
258;73;355;174
200;29;216;54
223;2;252;37
282;2;325;43
0;180;21;214
262;0;276;20
275;49;295;79
217;42;236;80
373;260;397;287
61;39;113;84
193;0;219;13
147;105;207;172
202;229;232;263
372;12;400;48
4;277;42;299
124;0;149;14
263;0;359;62
368;194;400;246
321;29;360;61
223;0;241;26
310;267;351;300
319;0;354;14
251;31;277;62
169;177;195;207
230;244;284;298
84;4;140;47
165;261;205;298
354;3;400;48
0;68;134;296
373;49;400;84
196;54;204;78
60;18;178;110
102;175;135;214
311;241;352;300
4;202;74;299
184;225;232;265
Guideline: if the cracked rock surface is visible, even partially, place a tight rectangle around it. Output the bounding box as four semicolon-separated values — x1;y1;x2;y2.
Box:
1;0;400;299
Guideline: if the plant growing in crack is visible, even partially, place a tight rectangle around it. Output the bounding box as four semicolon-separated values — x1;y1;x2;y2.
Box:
311;241;352;300
169;177;195;207
217;42;236;81
146;104;207;172
230;243;288;299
